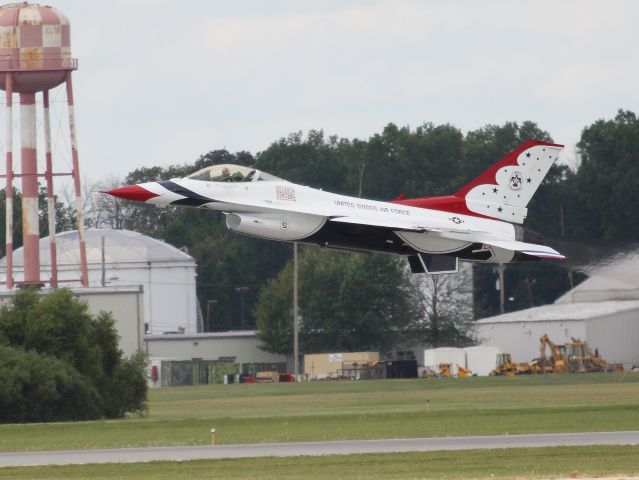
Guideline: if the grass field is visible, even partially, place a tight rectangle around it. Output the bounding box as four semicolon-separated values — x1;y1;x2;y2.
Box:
1;372;639;453
2;446;639;479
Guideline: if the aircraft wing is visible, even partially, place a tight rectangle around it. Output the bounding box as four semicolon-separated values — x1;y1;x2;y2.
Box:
329;216;425;232
328;216;564;259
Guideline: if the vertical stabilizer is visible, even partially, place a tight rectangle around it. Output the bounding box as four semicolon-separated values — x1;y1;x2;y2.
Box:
455;140;563;223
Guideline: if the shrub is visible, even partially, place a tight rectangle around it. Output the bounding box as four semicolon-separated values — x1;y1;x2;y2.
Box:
0;346;101;423
0;288;148;423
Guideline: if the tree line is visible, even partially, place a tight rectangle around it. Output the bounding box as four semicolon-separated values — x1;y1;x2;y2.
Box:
1;110;638;354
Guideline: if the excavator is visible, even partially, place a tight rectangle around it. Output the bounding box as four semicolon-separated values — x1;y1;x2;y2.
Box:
498;334;622;375
567;337;623;373
539;334;567;373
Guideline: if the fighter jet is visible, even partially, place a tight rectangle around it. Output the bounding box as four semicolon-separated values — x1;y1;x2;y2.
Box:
107;140;564;274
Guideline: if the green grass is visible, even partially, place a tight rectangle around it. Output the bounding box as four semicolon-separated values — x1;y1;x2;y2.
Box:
2;446;639;479
1;373;639;452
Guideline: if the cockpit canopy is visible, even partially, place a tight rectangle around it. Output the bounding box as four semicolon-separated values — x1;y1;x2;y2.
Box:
187;164;282;183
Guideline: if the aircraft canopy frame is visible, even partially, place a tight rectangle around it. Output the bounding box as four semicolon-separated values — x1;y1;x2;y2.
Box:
187;164;282;183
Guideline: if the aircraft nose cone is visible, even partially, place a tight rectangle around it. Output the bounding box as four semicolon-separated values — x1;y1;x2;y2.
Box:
105;185;159;203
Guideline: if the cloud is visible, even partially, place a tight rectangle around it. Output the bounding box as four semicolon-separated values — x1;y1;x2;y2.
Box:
36;0;639;180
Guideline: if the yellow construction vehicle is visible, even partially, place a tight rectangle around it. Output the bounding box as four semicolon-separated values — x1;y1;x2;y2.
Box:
539;334;567;373
491;335;622;376
568;337;623;373
457;365;472;378
491;352;543;376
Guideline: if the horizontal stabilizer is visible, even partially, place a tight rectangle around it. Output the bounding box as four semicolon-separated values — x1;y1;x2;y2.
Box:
428;228;564;260
481;239;565;260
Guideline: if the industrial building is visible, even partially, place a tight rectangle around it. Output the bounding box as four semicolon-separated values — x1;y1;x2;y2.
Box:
146;331;287;387
476;255;639;369
0;228;199;335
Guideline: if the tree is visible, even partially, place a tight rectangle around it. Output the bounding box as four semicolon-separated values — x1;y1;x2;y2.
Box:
255;247;421;355
411;264;475;347
0;346;101;423
256;130;353;195
357;123;465;200
0;288;148;422
570;109;639;242
84;175;126;229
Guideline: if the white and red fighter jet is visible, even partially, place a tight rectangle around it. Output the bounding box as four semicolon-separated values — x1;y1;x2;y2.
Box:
107;140;564;274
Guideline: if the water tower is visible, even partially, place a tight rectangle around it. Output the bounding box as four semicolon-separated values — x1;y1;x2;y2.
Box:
0;2;88;288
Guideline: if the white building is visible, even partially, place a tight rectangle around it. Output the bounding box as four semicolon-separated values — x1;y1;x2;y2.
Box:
0;229;199;335
145;330;288;386
476;253;639;369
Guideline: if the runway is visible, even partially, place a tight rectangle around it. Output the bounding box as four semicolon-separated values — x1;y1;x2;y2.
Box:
1;431;639;467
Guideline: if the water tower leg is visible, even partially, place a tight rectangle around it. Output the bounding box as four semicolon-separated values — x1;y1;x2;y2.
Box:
4;73;13;289
43;90;58;287
65;72;88;287
19;92;41;286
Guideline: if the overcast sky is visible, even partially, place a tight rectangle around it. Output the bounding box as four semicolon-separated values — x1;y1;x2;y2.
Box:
26;0;639;184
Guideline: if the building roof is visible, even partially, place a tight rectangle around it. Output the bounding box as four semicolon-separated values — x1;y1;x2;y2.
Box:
556;250;639;303
476;300;639;324
1;229;194;267
144;330;258;341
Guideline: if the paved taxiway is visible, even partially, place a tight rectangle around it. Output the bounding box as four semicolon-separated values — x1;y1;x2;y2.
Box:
2;431;639;467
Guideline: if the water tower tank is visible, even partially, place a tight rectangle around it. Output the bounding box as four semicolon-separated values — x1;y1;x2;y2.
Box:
0;2;76;93
0;2;88;289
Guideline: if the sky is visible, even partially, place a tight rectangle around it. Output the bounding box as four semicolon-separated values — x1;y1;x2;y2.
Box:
9;0;639;185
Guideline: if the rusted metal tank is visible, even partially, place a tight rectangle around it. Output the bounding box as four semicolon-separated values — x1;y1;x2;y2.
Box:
0;2;76;93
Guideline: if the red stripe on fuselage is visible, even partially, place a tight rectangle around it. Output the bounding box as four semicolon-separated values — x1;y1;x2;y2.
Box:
391;195;492;219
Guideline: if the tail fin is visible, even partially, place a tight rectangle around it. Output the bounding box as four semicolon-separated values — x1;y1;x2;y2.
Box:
392;140;564;224
455;140;563;223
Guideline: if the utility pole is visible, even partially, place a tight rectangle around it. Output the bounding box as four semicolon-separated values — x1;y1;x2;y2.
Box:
293;242;299;379
206;299;217;332
498;264;505;315
234;286;249;330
